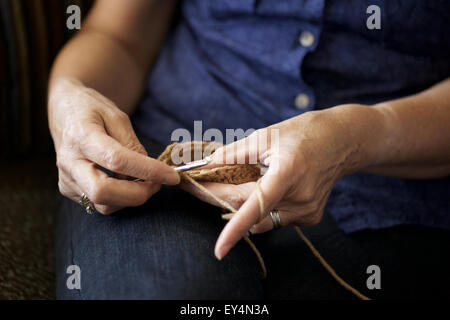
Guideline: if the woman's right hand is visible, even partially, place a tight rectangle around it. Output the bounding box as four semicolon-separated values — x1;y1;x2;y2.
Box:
48;78;180;215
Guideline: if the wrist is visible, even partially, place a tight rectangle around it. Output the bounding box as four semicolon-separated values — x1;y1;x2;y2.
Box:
48;77;84;146
329;104;392;175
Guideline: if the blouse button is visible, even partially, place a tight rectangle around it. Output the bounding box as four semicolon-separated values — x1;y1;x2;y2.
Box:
295;93;310;110
299;31;315;48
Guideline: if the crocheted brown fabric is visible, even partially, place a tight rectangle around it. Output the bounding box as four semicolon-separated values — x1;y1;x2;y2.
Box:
158;141;261;185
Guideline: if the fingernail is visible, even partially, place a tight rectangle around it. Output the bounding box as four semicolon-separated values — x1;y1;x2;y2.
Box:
216;242;232;261
215;252;222;261
215;245;223;260
249;226;257;234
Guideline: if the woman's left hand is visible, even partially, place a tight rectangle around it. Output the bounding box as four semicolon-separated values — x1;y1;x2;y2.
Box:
182;104;385;260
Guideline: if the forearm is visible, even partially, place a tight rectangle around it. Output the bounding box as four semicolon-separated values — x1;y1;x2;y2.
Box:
339;78;450;179
49;31;145;114
49;0;178;115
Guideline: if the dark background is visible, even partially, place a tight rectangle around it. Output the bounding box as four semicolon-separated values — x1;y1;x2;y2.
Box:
0;0;93;299
0;0;94;162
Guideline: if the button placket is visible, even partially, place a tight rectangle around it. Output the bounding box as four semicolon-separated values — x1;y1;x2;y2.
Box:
294;26;320;112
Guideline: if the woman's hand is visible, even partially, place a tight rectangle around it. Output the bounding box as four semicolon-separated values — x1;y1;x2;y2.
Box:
49;78;180;214
182;104;386;260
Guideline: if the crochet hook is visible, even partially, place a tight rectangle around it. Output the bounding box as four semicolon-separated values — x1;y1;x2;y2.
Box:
132;156;212;182
174;156;213;172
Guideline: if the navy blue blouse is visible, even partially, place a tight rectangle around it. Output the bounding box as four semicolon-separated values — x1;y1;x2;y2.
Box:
133;0;450;233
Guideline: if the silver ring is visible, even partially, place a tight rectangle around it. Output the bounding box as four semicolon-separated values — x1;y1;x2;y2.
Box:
269;209;281;230
79;193;95;215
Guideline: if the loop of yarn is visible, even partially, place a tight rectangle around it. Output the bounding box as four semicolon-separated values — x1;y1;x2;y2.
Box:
158;142;370;300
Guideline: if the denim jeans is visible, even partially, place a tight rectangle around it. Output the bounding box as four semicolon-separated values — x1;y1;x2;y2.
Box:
55;135;450;300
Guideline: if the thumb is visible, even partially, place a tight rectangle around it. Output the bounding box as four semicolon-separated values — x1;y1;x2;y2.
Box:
103;110;149;180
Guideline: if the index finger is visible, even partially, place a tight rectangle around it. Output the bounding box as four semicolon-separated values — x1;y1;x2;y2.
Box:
210;129;271;167
80;126;180;185
214;165;288;260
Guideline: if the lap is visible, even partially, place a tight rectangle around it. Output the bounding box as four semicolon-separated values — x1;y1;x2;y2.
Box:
55;187;265;300
56;193;450;300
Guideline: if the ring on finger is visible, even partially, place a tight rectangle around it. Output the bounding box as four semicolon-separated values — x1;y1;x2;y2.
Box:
79;193;95;215
269;209;282;230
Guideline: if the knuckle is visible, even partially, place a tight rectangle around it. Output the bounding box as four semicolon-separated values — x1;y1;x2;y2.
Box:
109;110;130;125
150;184;162;198
56;153;71;172
302;211;321;226
117;111;130;122
152;184;162;194
135;194;149;207
308;214;321;226
80;87;102;102
309;201;320;213
56;157;66;172
58;180;69;197
228;191;246;208
96;208;107;215
133;187;152;206
62;124;90;152
87;181;109;204
98;206;115;215
299;187;315;203
143;165;156;181
55;158;62;169
124;139;146;155
61;126;77;146
135;144;147;155
144;184;158;198
103;149;126;172
64;122;85;141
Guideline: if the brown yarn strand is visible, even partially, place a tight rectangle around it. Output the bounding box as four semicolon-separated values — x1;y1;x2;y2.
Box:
183;175;238;214
293;226;370;300
255;181;266;222
254;180;369;299
158;142;370;300
184;175;268;279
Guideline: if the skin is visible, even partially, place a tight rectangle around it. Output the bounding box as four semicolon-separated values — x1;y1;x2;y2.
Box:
49;1;450;260
49;0;181;214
